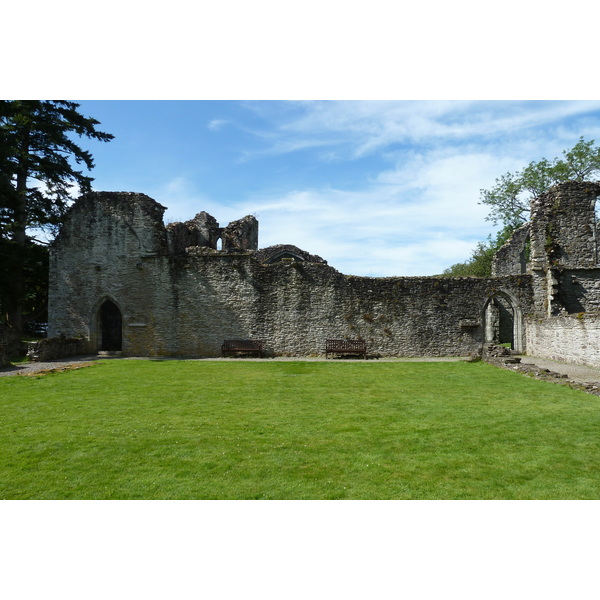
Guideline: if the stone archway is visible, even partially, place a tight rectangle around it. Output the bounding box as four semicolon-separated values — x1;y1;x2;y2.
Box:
98;299;122;351
483;292;524;353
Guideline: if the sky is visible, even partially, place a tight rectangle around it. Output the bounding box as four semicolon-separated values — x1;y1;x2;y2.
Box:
74;99;600;277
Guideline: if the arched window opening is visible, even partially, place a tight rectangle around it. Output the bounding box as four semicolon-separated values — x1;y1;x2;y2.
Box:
99;299;122;351
264;251;305;264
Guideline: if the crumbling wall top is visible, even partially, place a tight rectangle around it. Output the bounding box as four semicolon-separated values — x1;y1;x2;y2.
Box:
491;224;530;276
72;191;167;222
53;191;168;257
529;181;600;270
166;211;222;254
222;215;258;252
255;244;327;265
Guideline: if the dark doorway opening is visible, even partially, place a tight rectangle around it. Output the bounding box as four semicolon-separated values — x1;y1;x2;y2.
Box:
484;296;516;349
99;300;122;351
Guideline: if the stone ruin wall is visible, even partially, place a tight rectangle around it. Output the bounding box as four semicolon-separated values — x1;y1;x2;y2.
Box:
491;181;600;366
150;257;531;357
47;181;600;365
526;315;600;368
48;191;533;358
166;212;259;255
491;224;530;277
529;182;600;271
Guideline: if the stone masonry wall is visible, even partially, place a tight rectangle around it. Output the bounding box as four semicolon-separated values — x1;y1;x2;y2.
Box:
146;255;532;356
526;314;600;367
514;181;600;366
48;192;170;351
554;268;600;314
46;182;600;366
27;337;87;362
49;194;532;357
491;224;529;276
529;181;600;271
48;191;536;358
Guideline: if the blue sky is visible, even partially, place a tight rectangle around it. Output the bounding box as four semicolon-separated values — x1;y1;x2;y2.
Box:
74;100;600;276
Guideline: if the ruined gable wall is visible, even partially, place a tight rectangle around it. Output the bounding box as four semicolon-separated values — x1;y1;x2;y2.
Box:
222;215;258;251
48;192;176;353
529;181;600;270
166;211;222;254
523;181;600;367
491;224;530;276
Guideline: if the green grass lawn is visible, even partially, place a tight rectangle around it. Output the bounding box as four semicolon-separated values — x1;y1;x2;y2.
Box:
1;359;600;499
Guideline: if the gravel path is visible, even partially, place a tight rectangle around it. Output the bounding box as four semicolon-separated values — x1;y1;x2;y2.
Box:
0;355;103;377
518;356;600;385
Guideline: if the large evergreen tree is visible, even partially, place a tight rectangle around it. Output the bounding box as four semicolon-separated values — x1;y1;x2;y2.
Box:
0;100;113;333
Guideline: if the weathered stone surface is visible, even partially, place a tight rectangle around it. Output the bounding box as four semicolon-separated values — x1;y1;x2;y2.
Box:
47;191;533;358
525;314;600;367
166;211;222;254
45;181;600;367
491;224;530;276
529;181;600;271
27;336;87;362
222;215;258;251
255;244;327;265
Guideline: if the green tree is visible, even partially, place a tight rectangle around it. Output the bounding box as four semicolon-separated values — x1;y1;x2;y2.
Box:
442;226;514;277
480;137;600;228
0;100;113;334
445;137;600;277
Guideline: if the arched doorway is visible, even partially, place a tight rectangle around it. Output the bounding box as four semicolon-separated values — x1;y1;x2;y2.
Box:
483;292;523;352
98;299;122;351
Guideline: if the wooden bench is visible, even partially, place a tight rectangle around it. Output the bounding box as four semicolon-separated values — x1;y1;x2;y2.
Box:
221;339;264;358
325;339;367;359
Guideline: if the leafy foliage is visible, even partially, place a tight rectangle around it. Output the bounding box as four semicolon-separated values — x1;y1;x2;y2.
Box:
442;226;515;277
480;137;600;228
446;138;600;276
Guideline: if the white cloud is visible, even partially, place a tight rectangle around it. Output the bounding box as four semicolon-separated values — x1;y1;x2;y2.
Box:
207;119;229;131
238;100;600;162
152;144;539;276
146;101;600;277
233;153;497;276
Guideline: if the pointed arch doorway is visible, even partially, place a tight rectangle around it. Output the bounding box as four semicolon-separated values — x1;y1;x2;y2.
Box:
98;299;123;351
483;292;523;353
